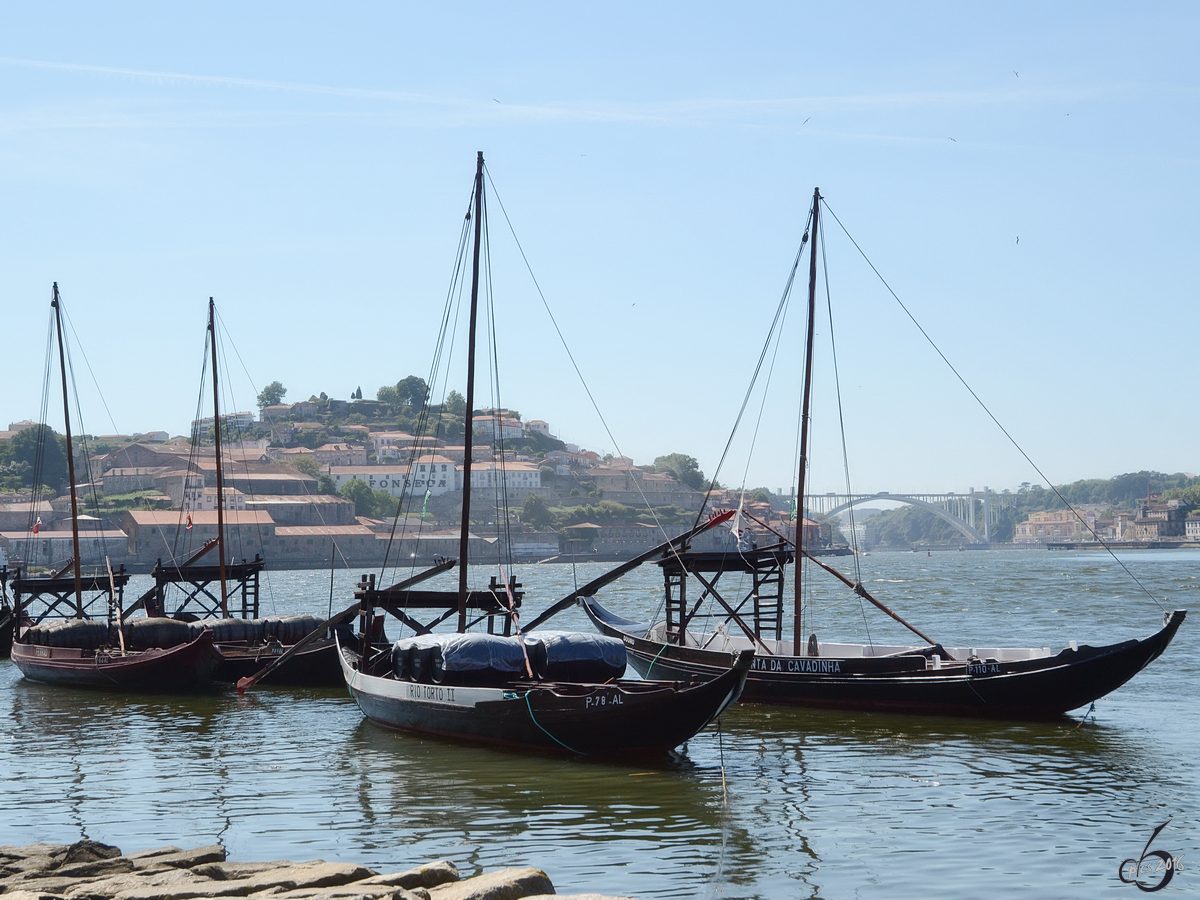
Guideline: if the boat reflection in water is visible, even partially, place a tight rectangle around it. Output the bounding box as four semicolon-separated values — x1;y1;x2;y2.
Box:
4;550;1196;899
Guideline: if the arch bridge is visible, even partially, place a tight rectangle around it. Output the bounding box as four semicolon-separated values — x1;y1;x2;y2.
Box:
804;489;1006;544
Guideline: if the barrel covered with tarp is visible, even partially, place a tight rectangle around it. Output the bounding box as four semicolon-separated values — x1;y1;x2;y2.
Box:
124;617;201;651
391;633;529;685
392;634;445;682
263;615;326;645
389;630;625;686
524;630;627;682
203;618;266;644
430;633;530;686
23;619;111;650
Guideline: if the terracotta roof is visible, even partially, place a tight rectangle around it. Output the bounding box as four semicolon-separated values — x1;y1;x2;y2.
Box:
126;510;274;526
274;525;376;536
330;465;411;475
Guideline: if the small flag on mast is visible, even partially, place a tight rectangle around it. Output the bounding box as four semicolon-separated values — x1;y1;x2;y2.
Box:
186;513;193;530
421;489;432;517
32;517;41;534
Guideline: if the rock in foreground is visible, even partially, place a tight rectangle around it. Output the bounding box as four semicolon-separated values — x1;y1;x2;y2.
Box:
0;842;633;900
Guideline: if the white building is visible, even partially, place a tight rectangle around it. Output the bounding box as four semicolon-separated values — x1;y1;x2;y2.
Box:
463;461;541;492
412;455;455;493
314;443;367;467
181;474;247;512
372;432;422;460
329;465;413;498
526;420;551;438
190;411;255;439
474;415;525;442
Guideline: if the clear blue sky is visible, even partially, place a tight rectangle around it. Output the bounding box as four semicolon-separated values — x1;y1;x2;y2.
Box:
2;3;1196;495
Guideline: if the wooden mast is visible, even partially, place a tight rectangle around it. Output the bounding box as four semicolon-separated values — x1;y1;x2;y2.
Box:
51;283;84;615
793;188;820;654
208;298;229;617
457;151;485;632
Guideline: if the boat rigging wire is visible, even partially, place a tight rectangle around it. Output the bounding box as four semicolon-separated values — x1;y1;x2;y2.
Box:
47;294;119;568
378;185;474;593
219;313;359;584
820;198;1168;614
484;166;744;623
479;182;517;577
483;168;681;548
818;219;873;649
693;207;814;530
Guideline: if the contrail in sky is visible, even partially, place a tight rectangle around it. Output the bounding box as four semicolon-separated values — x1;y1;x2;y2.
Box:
0;56;1127;127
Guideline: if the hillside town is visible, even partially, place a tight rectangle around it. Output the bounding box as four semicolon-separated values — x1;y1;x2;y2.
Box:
0;399;815;573
2;390;1197;571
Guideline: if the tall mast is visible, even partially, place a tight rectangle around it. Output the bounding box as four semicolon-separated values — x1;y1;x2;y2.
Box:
457;151;484;632
793;188;820;654
51;284;83;615
208;298;229;617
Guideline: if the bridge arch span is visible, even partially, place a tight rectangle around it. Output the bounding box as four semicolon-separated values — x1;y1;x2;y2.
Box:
817;493;984;543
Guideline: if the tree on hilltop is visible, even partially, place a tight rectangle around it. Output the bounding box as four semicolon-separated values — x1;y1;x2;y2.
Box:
377;376;429;409
445;391;466;416
257;381;287;409
653;452;708;491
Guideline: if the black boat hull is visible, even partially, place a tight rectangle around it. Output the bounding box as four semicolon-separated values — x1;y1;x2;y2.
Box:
10;629;223;691
211;638;342;686
583;598;1186;719
339;639;752;754
0;605;12;659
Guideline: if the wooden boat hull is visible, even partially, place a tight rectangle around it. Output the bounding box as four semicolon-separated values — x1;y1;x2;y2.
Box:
0;606;12;659
339;638;753;755
10;629;223;691
583;598;1186;719
211;638;342;686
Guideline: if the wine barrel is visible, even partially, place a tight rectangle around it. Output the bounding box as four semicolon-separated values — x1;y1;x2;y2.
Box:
524;631;627;682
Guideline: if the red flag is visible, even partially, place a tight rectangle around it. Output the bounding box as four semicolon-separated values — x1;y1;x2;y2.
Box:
186;513;193;530
32;517;41;534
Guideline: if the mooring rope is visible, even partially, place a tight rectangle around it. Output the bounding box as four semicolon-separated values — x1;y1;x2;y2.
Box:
524;691;583;755
821;198;1169;615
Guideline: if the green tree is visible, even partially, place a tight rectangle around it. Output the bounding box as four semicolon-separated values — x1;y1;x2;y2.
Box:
653;453;707;491
256;381;287;409
521;493;552;528
340;479;376;517
10;425;69;490
296;428;330;449
445;390;466;416
371;487;398;518
288;454;323;477
339;478;398;517
395;376;429;408
317;474;339;496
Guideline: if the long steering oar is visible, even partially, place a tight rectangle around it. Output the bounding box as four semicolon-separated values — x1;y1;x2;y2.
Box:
523;510;735;632
743;512;948;654
236;559;455;694
236;601;358;694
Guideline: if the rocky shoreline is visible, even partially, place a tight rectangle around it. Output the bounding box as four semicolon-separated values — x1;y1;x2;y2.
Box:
0;841;631;900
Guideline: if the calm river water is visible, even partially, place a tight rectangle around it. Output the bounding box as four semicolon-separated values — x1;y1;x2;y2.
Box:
1;550;1197;898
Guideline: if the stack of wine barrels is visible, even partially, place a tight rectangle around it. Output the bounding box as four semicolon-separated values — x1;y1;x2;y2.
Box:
389;631;627;686
22;619;111;650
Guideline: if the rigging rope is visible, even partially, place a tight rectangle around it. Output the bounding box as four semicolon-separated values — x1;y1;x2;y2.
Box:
818;221;872;649
820;198;1168;614
692;208;815;531
483;169;678;548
